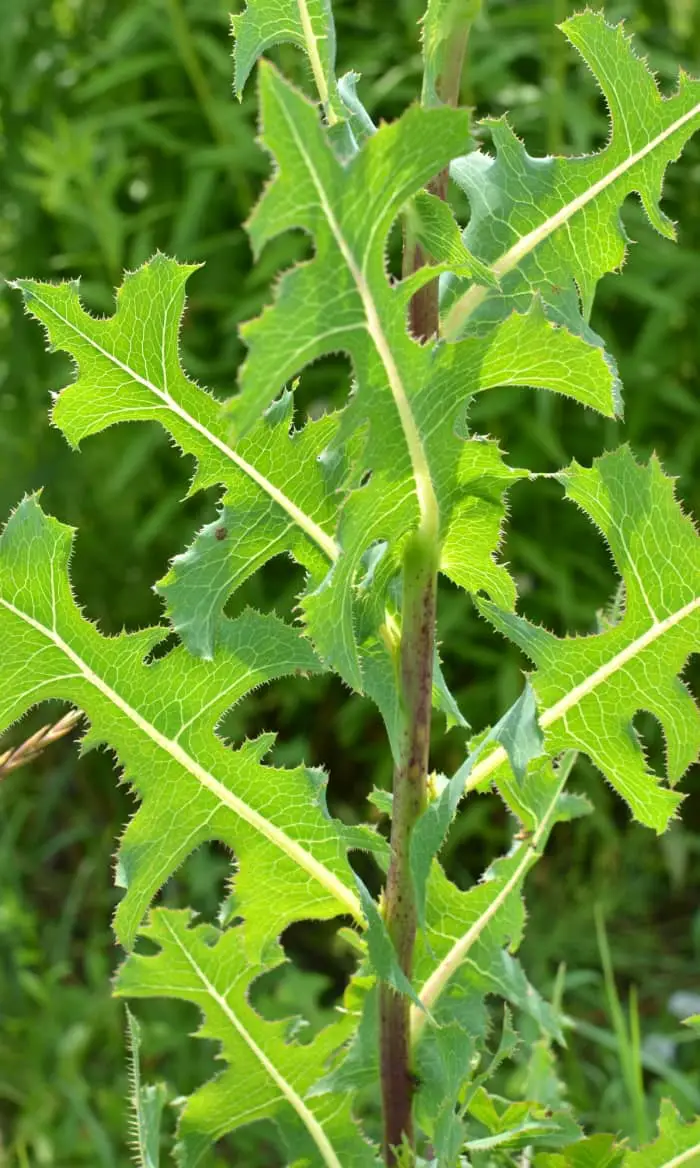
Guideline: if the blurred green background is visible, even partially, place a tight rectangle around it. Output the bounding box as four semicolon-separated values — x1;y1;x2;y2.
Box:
0;0;699;1162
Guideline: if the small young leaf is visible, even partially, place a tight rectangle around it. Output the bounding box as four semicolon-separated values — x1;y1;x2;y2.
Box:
463;1086;580;1151
308;979;380;1097
405;191;497;285
535;1132;625;1168
355;876;427;1014
490;681;543;786
337;70;376;145
125;1008;167;1168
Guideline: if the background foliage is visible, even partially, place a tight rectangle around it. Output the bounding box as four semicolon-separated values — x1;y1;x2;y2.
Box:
0;0;698;1162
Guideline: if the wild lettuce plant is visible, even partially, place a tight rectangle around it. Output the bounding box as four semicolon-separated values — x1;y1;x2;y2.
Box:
3;1;700;1164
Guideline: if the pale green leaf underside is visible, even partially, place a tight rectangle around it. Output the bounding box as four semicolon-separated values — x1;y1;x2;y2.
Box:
117;909;376;1167
479;448;700;832
0;496;368;955
443;11;700;344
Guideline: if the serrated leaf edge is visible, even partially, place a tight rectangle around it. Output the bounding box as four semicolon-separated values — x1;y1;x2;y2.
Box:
410;754;570;1042
144;912;346;1168
444;75;700;337
11;272;340;565
258;62;440;535
459;593;699;798
0;590;362;923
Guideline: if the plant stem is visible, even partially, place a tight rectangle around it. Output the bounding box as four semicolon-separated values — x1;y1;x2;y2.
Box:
404;14;470;341
380;532;438;1165
380;16;470;1161
403;171;448;342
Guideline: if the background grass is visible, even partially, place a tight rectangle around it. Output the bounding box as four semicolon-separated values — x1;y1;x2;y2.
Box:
0;0;699;1162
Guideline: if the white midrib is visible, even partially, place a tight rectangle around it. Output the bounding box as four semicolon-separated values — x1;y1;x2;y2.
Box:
0;593;362;923
409;597;698;1026
296;0;337;125
663;1141;700;1168
274;87;440;539
410;769;567;1042
161;914;344;1168
17;286;339;565
463;595;700;794
443;100;700;340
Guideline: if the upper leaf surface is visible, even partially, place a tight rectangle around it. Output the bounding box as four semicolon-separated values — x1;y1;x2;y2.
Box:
158;392;347;657
479;448;700;831
235;60;468;440
13;86;621;694
232;0;340;114
117;908;376;1167
443;11;700;342
0;496;368;952
13;257;342;656
622;1099;700;1167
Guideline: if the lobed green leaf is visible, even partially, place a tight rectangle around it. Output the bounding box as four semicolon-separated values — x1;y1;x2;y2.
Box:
442;11;700;347
621;1099;700;1168
12;257;343;657
117;908;377;1166
478;448;700;832
0;496;377;955
232;0;342;119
